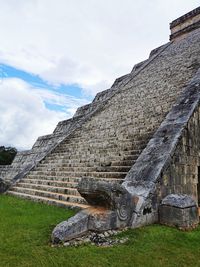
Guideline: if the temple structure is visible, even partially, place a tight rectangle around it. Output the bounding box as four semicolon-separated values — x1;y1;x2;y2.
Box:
1;7;200;242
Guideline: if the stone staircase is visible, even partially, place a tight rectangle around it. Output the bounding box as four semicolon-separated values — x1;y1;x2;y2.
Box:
7;130;153;209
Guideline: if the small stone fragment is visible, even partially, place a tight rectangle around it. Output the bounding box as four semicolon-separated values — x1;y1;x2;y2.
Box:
104;232;109;237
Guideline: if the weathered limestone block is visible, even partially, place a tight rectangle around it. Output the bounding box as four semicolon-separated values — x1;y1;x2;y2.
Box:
52;210;89;243
159;194;199;229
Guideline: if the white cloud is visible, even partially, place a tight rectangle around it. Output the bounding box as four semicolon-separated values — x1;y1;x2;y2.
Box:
0;0;198;95
33;87;89;111
0;78;88;150
0;1;199;149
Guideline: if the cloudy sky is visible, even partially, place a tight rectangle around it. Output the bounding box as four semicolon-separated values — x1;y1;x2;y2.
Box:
0;0;199;150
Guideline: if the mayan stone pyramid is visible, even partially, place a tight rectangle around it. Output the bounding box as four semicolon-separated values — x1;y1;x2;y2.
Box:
1;7;200;241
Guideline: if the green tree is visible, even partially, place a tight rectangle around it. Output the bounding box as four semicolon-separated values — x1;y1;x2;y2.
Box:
0;146;17;165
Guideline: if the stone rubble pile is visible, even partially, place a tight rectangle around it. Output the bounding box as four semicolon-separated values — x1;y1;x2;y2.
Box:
52;229;129;248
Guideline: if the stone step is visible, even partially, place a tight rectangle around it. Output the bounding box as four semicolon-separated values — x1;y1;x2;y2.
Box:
35;165;131;173
53;148;142;156
111;160;136;166
60;136;121;146
59;135;150;146
6;191;89;209
52;142;146;155
42;154;138;165
16;182;80;196
73;122;153;133
45;149;140;158
24;175;123;183
38;159;136;168
21;178;78;188
70;127;153;139
52;140;147;155
9;187;87;204
44;152;140;163
28;171;127;179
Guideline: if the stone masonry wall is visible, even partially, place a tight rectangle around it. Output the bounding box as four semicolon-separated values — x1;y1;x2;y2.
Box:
161;105;200;201
0;166;12;179
170;7;200;41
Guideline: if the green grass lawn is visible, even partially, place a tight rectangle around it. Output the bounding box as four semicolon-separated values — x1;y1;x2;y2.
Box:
1;195;200;267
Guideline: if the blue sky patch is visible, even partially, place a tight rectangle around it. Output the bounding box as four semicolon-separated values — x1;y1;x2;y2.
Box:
0;64;92;113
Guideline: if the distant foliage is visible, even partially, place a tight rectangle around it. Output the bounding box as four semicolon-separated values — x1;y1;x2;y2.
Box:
0;146;17;165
